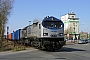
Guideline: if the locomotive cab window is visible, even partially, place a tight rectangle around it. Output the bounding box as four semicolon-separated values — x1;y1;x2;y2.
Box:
43;21;63;29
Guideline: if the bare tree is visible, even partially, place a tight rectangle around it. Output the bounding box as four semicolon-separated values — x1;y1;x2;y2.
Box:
0;0;14;49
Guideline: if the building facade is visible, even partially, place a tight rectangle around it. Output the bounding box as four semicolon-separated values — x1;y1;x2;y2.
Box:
61;12;79;40
80;32;88;40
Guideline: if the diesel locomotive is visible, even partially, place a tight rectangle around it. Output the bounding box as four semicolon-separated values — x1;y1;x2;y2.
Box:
7;16;66;51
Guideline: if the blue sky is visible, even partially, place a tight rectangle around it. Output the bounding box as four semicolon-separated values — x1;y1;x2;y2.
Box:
5;0;90;34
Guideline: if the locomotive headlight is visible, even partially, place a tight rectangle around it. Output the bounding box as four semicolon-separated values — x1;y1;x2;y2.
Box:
59;33;63;36
61;25;62;27
43;33;48;36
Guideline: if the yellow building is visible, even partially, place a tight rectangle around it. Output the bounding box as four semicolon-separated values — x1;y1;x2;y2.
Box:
80;32;88;40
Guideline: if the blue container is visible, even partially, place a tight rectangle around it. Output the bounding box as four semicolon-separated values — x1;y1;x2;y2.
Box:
12;31;15;40
12;29;21;40
15;29;21;40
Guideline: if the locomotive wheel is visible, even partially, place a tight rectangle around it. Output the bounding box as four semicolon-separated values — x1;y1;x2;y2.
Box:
51;49;56;51
38;42;42;50
59;46;63;49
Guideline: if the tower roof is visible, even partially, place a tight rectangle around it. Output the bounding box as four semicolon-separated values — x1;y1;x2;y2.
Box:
68;11;75;15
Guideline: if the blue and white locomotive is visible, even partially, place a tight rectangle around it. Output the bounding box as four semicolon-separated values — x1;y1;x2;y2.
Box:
22;16;66;51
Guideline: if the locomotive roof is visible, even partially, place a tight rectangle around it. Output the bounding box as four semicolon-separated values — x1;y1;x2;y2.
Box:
43;16;60;21
22;25;32;30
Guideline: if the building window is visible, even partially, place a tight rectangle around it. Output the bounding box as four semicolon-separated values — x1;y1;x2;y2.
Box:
72;16;74;18
73;23;75;26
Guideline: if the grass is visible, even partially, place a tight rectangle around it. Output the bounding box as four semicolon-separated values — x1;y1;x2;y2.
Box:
11;46;26;52
0;39;26;52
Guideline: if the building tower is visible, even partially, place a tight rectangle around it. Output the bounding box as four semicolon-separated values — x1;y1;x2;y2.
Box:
61;12;79;40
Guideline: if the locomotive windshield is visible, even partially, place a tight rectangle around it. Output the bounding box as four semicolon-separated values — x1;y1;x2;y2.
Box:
43;21;63;29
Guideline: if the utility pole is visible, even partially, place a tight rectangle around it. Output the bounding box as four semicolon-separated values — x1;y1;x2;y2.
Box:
7;26;9;43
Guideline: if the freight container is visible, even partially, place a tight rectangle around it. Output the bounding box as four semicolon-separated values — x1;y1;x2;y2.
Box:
12;29;21;40
12;31;15;40
15;29;21;40
7;33;12;40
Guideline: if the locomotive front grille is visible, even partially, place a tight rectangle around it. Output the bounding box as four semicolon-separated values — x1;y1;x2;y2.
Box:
50;34;57;37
